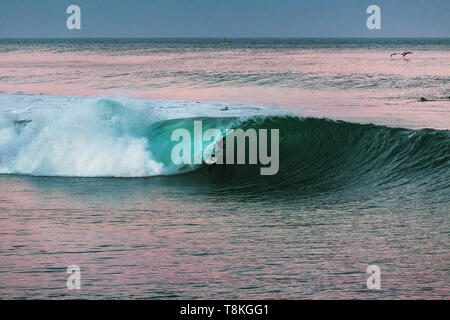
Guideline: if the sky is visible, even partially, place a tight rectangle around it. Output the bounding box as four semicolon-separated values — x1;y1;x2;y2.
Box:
0;0;449;38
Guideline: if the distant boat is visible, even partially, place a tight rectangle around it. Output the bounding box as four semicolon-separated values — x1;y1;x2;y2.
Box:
221;37;231;45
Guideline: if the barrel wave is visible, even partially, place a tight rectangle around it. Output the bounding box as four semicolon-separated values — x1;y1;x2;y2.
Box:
0;96;448;201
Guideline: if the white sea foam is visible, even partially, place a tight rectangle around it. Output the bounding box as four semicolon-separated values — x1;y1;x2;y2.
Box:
0;98;162;177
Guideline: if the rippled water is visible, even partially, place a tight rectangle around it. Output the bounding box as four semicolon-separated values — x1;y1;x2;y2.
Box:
0;39;449;299
1;173;448;299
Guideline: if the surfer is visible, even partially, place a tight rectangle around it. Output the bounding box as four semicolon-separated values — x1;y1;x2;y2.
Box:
420;96;450;102
221;106;229;111
204;137;226;167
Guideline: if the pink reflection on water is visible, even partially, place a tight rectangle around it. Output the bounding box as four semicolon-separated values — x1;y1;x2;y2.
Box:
1;48;449;129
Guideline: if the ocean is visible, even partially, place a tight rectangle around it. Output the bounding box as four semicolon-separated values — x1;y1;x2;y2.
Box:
0;38;449;299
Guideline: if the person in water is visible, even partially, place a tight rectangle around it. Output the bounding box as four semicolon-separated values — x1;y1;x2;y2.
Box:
419;96;450;102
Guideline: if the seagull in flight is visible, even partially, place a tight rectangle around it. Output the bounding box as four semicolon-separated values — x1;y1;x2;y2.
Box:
390;51;413;57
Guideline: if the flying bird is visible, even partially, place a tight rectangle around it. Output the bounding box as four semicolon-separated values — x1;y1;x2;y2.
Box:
390;51;413;57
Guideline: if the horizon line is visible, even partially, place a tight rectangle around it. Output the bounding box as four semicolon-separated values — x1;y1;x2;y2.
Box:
1;36;449;40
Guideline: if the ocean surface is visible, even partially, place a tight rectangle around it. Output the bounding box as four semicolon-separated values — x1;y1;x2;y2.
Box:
0;38;449;299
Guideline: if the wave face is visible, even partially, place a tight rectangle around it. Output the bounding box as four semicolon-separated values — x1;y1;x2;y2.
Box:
205;117;450;196
0;96;449;195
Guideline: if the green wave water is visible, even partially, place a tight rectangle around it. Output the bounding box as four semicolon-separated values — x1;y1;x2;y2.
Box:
148;116;449;199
